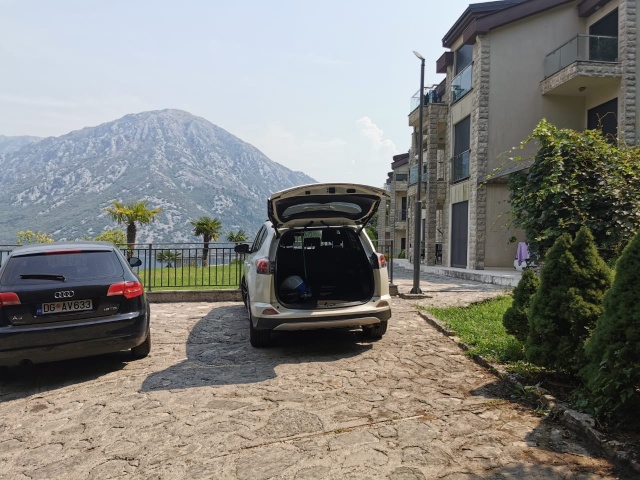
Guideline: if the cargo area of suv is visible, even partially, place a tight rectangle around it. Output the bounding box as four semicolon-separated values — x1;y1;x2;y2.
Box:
236;183;391;347
274;227;375;309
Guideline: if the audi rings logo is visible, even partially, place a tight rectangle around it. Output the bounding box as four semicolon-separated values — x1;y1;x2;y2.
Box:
54;291;75;299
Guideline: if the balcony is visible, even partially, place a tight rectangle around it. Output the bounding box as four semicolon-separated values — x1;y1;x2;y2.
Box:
451;150;470;184
410;85;445;112
409;164;427;186
541;34;621;96
408;83;448;127
451;63;472;103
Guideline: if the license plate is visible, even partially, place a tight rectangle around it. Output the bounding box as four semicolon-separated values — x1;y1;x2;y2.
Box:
37;299;93;315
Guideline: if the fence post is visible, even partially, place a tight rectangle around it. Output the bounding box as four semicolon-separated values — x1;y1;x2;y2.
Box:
147;243;153;292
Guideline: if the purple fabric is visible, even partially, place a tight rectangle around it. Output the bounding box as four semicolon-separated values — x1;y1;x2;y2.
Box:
516;242;529;266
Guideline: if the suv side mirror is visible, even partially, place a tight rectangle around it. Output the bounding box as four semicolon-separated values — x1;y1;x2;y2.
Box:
129;257;142;267
234;244;250;254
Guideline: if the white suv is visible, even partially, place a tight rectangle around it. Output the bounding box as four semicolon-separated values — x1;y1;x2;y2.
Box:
235;183;392;347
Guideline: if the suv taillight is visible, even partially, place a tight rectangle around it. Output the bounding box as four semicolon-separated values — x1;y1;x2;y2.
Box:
107;281;144;299
256;258;270;274
0;292;21;308
371;253;387;269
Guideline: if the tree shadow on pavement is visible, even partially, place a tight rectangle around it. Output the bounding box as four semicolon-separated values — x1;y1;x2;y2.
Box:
140;304;373;392
468;379;636;479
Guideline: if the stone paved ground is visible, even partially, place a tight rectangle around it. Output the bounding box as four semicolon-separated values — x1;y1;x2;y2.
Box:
0;266;631;479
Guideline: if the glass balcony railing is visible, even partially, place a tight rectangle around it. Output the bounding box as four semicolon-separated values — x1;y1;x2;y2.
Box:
451;63;473;103
451;150;470;183
410;85;445;111
397;209;408;221
544;34;618;78
409;165;427;185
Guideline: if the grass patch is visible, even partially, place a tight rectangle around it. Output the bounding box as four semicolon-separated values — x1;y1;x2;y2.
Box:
136;263;243;290
424;296;525;364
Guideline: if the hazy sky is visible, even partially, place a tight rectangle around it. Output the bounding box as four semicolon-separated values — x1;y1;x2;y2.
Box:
1;0;473;187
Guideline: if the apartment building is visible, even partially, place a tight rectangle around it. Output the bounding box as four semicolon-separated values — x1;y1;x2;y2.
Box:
378;153;410;258
406;0;634;269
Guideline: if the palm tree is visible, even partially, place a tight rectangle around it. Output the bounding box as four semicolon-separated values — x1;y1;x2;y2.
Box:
227;229;248;243
191;216;222;267
104;200;162;253
156;250;181;268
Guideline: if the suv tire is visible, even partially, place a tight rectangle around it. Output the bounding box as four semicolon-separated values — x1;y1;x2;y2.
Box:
362;320;388;340
247;294;271;348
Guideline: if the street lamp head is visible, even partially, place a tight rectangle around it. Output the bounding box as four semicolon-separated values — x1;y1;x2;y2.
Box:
413;50;425;61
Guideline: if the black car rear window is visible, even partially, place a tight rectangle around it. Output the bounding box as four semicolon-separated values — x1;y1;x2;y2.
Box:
0;251;125;285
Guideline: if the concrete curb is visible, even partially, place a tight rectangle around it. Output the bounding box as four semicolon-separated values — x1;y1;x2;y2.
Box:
147;289;242;303
416;309;640;475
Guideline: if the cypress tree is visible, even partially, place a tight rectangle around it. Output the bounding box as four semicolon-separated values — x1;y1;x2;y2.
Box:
568;226;612;369
525;228;612;373
525;234;577;371
503;268;539;343
582;231;640;419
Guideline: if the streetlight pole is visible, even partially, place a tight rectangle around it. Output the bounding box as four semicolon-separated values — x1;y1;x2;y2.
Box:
411;50;425;294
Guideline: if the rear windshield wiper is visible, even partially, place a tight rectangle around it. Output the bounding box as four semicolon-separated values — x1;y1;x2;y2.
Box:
20;274;66;281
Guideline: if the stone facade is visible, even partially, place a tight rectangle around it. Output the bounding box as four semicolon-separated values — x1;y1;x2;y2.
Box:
619;0;637;146
468;36;491;270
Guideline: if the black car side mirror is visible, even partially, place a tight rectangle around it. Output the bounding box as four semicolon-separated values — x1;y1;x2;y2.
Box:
129;257;142;267
234;244;250;254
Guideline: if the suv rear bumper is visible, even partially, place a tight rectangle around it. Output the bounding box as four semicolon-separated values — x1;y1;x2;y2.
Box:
255;308;391;331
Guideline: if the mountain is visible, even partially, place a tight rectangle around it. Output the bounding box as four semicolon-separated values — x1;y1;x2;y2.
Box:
0;109;315;244
0;135;43;154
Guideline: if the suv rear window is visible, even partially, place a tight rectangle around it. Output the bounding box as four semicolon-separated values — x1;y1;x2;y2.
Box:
0;251;124;285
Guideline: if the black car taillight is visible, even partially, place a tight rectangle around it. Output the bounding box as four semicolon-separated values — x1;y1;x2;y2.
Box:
107;281;144;299
0;292;21;308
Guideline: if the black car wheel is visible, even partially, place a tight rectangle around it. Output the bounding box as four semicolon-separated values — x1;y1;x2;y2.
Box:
131;330;151;358
362;320;388;340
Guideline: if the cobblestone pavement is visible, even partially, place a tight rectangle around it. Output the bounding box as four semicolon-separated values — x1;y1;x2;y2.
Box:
0;268;629;479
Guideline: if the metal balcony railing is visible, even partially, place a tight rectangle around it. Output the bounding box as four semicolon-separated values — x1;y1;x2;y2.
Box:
544;34;618;78
451;150;470;184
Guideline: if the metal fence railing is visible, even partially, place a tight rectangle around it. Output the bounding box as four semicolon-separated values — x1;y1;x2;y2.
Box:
2;239;396;290
1;242;246;292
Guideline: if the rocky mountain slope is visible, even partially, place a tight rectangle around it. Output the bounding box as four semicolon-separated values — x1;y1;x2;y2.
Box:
0;110;315;244
0;135;42;154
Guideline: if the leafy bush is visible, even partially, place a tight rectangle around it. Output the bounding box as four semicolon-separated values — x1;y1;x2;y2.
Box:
582;231;640;420
398;249;406;259
508;120;640;261
503;268;539;343
525;228;611;374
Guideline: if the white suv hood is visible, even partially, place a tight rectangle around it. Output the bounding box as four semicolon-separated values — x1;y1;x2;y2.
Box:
267;183;389;230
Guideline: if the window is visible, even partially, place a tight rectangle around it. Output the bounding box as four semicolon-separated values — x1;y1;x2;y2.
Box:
588;98;618;141
455;45;473;74
452;117;471;183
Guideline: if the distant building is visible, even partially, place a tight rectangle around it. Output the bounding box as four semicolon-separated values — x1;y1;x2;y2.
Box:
405;0;631;269
378;153;410;258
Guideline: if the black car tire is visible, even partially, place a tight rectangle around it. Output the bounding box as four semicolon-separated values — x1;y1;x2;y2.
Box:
362;320;388;340
247;293;271;348
131;330;151;358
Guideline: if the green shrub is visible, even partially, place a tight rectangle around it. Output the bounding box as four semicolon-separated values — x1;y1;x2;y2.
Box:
582;231;640;420
503;268;539;343
525;228;611;374
398;249;406;259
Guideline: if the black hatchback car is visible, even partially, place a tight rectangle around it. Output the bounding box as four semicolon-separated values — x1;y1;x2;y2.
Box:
0;242;150;366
